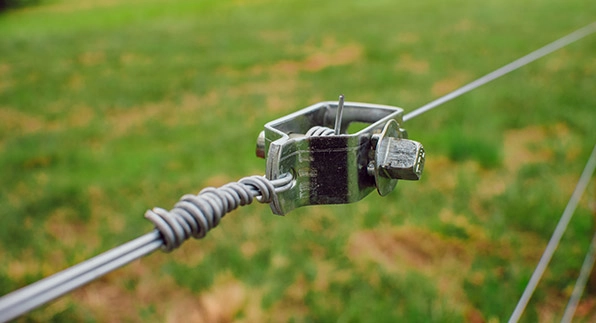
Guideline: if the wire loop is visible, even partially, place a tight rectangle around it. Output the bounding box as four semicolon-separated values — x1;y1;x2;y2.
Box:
145;174;292;252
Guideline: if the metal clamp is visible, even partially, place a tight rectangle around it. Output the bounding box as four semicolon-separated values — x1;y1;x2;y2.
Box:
256;96;425;215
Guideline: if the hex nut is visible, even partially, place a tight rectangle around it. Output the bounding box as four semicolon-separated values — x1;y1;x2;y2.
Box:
377;137;425;181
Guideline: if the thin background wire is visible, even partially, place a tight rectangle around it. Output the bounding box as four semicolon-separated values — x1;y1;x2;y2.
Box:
508;145;596;323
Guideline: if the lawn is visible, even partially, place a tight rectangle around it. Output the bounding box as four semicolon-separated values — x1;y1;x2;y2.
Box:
1;0;595;321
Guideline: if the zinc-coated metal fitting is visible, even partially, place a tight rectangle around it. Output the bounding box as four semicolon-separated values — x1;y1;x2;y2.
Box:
370;119;425;196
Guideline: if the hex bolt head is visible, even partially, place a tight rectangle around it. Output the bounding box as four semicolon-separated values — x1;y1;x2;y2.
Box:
373;119;425;196
377;137;425;180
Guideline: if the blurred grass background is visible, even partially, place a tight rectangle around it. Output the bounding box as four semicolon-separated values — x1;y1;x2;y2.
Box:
1;0;595;321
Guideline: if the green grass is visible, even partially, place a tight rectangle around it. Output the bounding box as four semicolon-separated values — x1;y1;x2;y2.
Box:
1;0;596;321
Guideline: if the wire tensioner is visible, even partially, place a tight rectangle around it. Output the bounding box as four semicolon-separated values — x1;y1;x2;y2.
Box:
256;95;425;215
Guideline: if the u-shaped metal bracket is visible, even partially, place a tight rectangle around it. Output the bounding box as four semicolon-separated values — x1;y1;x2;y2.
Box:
256;100;424;215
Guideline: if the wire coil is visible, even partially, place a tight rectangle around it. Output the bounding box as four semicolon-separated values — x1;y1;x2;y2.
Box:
145;174;293;252
305;126;335;137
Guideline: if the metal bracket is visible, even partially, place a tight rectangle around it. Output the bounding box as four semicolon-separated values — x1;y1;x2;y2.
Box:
256;98;425;215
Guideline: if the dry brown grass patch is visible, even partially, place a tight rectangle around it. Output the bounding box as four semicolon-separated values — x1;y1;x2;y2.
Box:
247;39;363;77
45;207;100;252
439;208;487;241
396;32;420;44
269;274;310;322
0;63;12;94
395;53;429;75
347;226;469;274
217;37;363;114
312;259;351;292
79;51;106;66
453;19;477;32
6;249;66;283
347;226;475;314
168;279;249;323
0;107;44;135
302;42;363;72
477;168;507;200
258;30;291;42
120;52;153;66
0;104;95;148
544;50;569;73
423;155;458;192
67;261;257;322
431;71;472;97
503;125;551;173
52;105;95;130
201;174;235;188
0;63;10;74
104;91;220;138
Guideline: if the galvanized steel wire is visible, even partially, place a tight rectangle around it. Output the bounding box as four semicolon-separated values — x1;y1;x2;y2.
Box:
403;22;596;122
508;144;596;323
145;174;293;252
0;174;292;322
561;231;596;323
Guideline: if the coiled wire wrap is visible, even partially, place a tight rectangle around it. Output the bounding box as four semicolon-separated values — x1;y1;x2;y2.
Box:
145;174;293;252
305;126;335;137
